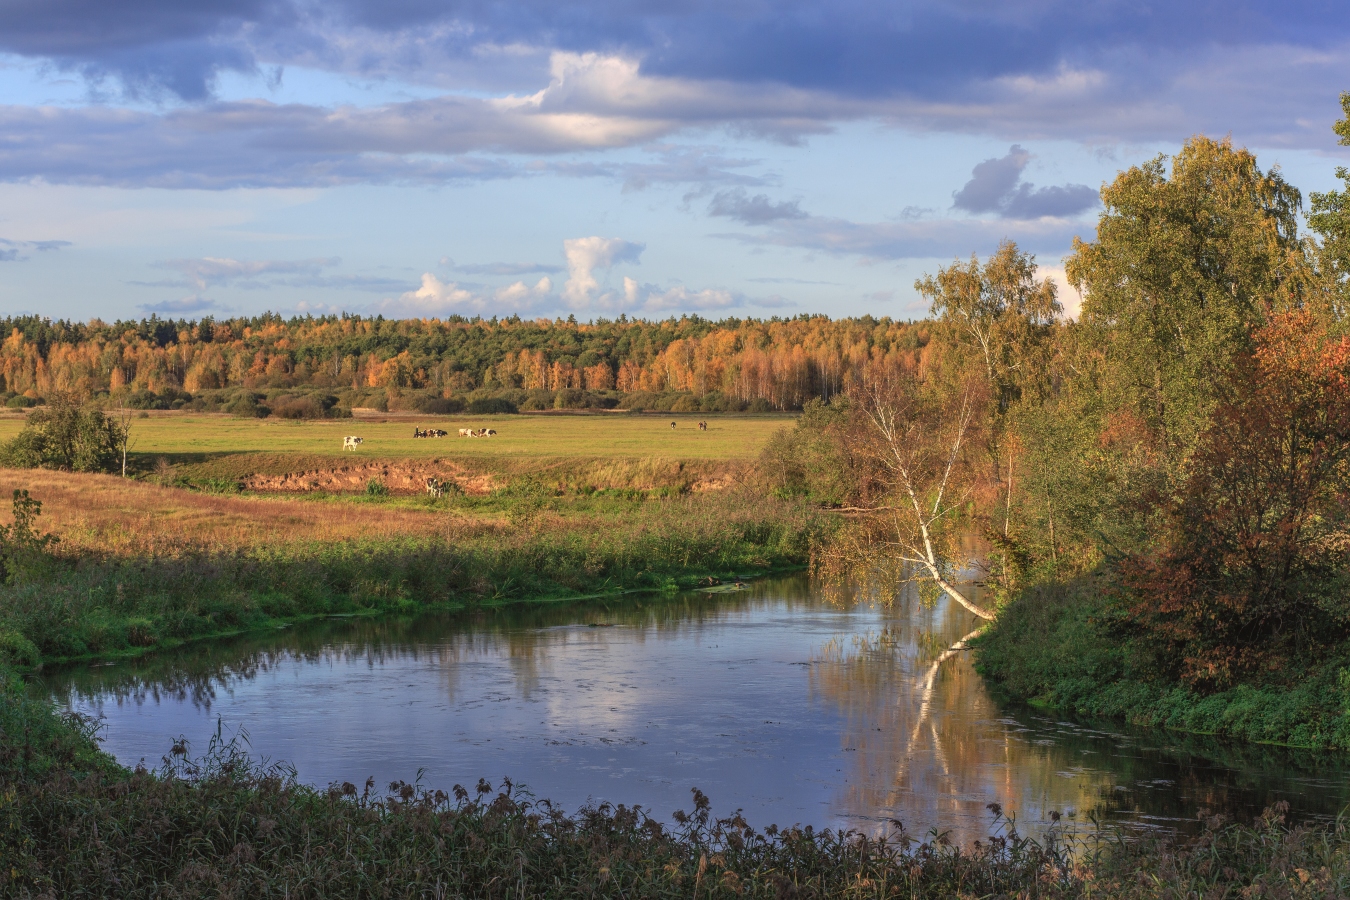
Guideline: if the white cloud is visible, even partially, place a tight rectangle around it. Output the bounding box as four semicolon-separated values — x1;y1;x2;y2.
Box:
639;285;737;313
383;272;553;316
1036;265;1082;320
562;236;644;306
154;256;339;290
493;275;552;305
392;273;482;314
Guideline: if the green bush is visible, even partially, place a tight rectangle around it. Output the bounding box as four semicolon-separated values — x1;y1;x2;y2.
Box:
224;394;269;418
5;394;38;409
0;628;38;668
467;396;518;415
417;395;464;414
0;392;126;472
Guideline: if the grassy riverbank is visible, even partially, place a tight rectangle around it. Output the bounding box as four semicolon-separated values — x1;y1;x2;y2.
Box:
974;575;1350;751
4;671;1349;899
0;487;817;668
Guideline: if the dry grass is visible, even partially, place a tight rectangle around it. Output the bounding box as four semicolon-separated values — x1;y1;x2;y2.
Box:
0;468;466;555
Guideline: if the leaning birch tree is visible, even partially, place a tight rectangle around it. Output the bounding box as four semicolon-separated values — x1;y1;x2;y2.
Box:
819;365;995;621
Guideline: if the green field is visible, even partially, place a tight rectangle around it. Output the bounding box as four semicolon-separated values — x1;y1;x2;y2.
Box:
0;410;789;463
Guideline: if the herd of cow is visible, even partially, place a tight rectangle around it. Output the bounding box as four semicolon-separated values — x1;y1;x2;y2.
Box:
343;427;496;449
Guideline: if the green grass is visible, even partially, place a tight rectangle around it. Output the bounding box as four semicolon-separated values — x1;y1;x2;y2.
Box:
0;491;822;668
0;410;790;463
974;573;1350;750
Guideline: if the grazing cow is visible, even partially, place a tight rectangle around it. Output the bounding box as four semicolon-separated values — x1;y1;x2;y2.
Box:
459;428;472;437
485;429;496;436
432;429;448;438
413;428;424;439
670;421;677;429
426;477;445;498
343;436;363;451
698;421;708;431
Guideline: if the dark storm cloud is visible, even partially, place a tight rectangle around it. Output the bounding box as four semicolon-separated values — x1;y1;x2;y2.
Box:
952;146;1098;219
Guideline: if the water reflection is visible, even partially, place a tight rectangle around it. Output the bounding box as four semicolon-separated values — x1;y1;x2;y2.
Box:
35;576;1350;842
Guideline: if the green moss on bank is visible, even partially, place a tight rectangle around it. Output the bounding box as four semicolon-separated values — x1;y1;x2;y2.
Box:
975;574;1350;750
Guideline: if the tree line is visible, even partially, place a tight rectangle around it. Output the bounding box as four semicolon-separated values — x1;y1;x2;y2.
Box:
0;311;929;413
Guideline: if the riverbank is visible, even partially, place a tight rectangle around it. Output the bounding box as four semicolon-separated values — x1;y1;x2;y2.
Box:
974;574;1350;751
0;488;820;670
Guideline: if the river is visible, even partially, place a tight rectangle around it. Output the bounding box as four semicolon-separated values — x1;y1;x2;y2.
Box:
34;575;1350;844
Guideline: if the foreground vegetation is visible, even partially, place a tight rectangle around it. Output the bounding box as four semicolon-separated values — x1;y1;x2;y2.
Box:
3;673;1349;898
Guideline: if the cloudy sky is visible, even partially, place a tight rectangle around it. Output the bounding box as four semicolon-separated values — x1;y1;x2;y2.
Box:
1;0;1348;322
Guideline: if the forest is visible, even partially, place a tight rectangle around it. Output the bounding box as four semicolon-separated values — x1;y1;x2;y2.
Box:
0;310;926;414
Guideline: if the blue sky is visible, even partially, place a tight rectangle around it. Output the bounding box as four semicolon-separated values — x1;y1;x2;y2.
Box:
1;0;1348;322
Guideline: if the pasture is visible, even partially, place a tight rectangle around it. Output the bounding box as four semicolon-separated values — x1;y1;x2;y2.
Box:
0;410;787;463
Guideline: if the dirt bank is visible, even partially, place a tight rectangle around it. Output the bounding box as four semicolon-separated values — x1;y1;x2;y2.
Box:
241;459;497;495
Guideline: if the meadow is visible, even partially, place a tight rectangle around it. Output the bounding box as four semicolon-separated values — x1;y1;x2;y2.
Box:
0;409;788;463
0;410;817;669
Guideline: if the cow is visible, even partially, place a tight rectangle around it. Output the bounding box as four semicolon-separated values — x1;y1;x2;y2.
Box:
413;428;424;439
670;421;677;429
343;436;363;451
698;421;708;431
485;429;496;436
432;429;448;438
426;477;445;498
459;428;472;437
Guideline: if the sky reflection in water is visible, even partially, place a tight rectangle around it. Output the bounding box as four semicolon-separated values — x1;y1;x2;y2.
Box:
37;577;1350;843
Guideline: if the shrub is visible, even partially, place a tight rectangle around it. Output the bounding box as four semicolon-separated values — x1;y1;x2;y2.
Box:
5;395;38;409
0;393;126;472
224;394;269;418
270;395;324;419
270;394;345;420
0;628;38;667
365;479;389;498
417;396;464;415
553;388;588;409
467;397;518;415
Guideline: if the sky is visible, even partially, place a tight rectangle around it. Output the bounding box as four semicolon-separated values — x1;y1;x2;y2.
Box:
1;0;1349;323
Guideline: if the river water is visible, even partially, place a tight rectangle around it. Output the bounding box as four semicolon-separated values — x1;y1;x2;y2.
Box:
34;575;1350;844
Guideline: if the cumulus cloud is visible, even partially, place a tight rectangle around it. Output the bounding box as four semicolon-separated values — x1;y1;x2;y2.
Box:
562;236;644;306
707;189;807;225
952;145;1098;219
384;272;554;316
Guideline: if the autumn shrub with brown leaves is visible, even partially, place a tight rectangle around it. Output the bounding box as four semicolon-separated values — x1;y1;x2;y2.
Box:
1110;310;1350;690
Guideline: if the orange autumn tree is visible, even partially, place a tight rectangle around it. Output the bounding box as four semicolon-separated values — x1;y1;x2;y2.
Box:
1110;309;1350;689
